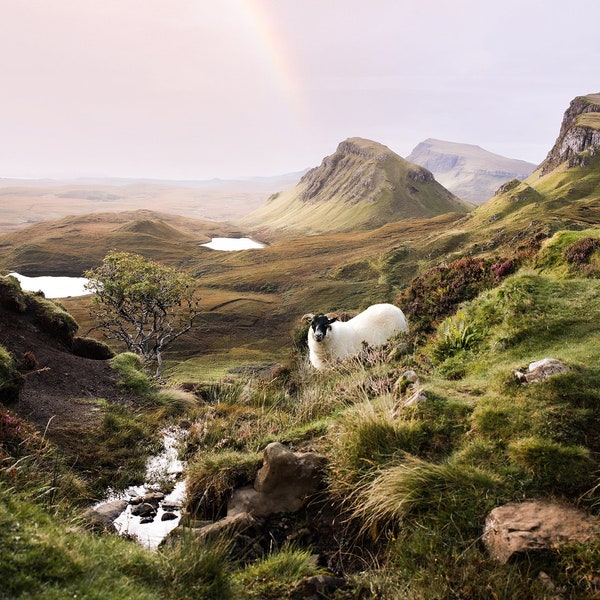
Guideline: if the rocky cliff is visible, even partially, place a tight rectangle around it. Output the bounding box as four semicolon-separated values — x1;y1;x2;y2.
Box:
241;137;472;234
406;139;536;204
538;93;600;175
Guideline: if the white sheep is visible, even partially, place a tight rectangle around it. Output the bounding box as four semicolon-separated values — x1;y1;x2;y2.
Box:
302;303;409;370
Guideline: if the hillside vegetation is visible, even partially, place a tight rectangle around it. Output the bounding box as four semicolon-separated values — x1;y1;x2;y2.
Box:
1;92;600;598
2;224;600;598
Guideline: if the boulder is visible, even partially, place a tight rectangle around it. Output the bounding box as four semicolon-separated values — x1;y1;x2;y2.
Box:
131;502;157;518
514;358;569;384
228;442;326;518
82;499;128;531
482;500;600;563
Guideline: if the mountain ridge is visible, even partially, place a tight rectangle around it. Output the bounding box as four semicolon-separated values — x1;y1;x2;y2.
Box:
406;138;536;204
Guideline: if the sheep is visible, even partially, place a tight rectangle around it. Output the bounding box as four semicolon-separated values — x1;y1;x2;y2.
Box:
302;303;408;370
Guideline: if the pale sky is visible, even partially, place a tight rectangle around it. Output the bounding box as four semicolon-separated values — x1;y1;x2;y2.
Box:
1;0;599;180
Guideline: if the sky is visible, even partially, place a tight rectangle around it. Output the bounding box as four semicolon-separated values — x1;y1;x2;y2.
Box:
1;0;599;180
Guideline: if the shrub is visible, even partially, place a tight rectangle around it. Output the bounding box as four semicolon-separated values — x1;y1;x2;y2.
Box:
563;236;600;265
430;310;482;363
396;255;516;333
0;406;45;463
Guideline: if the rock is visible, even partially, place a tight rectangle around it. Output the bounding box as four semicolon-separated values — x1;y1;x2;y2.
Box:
131;503;157;518
290;574;347;600
161;512;178;521
514;358;569;384
228;442;327;518
482;500;600;564
82;499;128;531
142;492;165;506
195;512;257;541
140;516;155;524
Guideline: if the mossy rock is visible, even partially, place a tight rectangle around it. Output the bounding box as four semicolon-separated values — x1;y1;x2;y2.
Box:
26;294;79;346
72;337;115;360
0;275;27;312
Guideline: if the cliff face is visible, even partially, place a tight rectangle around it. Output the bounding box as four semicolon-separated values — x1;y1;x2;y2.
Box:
539;93;600;175
407;139;536;205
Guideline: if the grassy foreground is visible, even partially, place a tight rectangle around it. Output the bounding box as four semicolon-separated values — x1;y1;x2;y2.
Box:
2;228;600;598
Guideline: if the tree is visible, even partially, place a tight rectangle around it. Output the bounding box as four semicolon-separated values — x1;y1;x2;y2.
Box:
85;251;201;378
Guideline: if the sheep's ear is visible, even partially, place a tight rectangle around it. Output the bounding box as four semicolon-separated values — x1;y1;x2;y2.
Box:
327;316;338;325
301;313;315;323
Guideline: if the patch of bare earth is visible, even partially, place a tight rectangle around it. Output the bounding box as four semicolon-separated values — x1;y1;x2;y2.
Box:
0;302;125;436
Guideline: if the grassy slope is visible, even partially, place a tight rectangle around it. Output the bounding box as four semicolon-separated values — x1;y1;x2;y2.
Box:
3;155;600;597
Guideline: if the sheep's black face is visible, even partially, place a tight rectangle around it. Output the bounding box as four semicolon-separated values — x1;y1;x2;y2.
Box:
310;315;337;342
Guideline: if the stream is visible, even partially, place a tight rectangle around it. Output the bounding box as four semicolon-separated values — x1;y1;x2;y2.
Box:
95;426;187;549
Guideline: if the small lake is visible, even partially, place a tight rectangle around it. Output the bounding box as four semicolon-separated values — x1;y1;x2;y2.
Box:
9;272;90;299
201;237;265;251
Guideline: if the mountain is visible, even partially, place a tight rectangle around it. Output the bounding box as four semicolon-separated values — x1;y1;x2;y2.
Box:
240;138;473;234
406;139;536;205
537;93;600;175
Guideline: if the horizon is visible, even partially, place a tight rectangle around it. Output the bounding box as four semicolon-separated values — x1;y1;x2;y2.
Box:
1;1;599;180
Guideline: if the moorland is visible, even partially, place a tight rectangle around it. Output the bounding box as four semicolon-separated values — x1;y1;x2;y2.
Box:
1;93;600;599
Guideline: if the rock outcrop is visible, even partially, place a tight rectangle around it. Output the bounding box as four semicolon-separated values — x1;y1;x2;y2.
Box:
538;93;600;175
228;442;327;518
483;500;600;563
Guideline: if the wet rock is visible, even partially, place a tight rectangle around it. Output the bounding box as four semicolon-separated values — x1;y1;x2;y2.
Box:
140;516;155;524
482;500;600;563
142;492;165;506
228;442;326;518
82;499;128;531
514;358;569;384
131;503;157;518
161;512;178;521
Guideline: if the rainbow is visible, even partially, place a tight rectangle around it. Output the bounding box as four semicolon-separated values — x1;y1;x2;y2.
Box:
238;0;306;122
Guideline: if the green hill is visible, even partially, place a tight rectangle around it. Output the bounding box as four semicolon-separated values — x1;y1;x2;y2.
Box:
240;137;473;234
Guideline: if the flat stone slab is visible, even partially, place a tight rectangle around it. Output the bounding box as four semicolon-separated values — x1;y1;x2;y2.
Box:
483;500;600;563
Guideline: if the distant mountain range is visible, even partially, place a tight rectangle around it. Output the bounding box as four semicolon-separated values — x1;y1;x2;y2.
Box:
240;138;473;234
406;139;536;204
